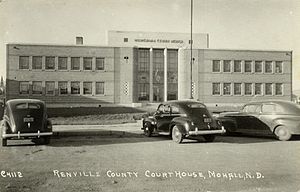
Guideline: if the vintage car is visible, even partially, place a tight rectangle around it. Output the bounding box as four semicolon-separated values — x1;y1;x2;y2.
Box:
218;100;300;141
1;99;53;146
141;100;226;143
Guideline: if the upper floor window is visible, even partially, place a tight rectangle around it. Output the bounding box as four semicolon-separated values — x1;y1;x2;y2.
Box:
32;56;42;70
265;61;273;73
45;56;55;70
244;60;252;73
223;60;231;72
19;56;29;69
255;61;262;73
233;60;241;72
96;57;105;70
71;57;80;70
58;57;68;70
83;57;92;70
275;61;283;73
212;60;220;72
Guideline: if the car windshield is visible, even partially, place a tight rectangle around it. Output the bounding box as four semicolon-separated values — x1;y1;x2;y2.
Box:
186;103;211;117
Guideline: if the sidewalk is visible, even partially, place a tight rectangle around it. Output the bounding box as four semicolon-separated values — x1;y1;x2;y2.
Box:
52;120;143;137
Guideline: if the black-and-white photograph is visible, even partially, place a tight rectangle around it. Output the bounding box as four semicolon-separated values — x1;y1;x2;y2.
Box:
0;0;300;191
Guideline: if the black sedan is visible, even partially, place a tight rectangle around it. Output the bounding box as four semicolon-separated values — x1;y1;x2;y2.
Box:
141;100;225;143
218;100;300;141
1;99;53;146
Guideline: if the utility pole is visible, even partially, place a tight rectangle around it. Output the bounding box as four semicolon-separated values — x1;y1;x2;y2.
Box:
190;0;193;99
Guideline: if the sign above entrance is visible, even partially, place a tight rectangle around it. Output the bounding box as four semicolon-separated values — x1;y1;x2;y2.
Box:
134;38;184;44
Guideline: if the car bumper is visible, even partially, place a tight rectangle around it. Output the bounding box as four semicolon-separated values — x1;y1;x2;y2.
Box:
188;126;226;136
2;131;53;139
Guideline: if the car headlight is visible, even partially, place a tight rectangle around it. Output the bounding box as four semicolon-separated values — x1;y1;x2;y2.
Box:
191;121;195;126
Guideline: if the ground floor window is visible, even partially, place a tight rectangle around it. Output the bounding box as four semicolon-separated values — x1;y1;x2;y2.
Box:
32;81;42;95
275;83;283;95
96;82;104;95
71;82;80;94
265;83;273;95
138;84;149;101
255;83;262;95
19;81;29;94
234;83;242;95
212;83;220;95
83;82;92;94
46;81;55;95
245;83;252;95
223;83;231;95
58;81;68;95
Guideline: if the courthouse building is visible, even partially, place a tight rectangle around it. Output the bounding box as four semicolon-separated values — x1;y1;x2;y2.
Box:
5;31;292;107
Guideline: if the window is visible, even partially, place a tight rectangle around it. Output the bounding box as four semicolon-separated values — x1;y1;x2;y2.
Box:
223;83;231;95
262;104;276;113
96;82;104;94
83;57;92;70
245;83;252;95
19;56;29;69
46;81;55;95
45;56;55;70
58;81;68;95
76;37;83;45
71;82;80;94
83;82;92;95
138;83;149;101
255;61;262;73
244;60;252;73
233;60;241;72
71;57;80;70
212;60;220;72
32;56;42;69
243;104;260;113
58;57;68;70
223;60;231;72
265;83;273;95
19;81;29;94
255;83;262;95
212;83;220;95
265;61;273;73
171;106;180;114
96;57;105;70
275;61;283;73
234;83;242;95
124;38;128;42
275;83;283;95
32;81;42;95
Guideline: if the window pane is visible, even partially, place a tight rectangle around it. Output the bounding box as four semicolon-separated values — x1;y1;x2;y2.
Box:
255;83;262;95
71;82;80;94
212;60;220;72
223;60;231;72
32;56;42;69
19;81;29;94
32;81;42;94
262;104;276;113
245;83;252;95
223;83;231;95
234;83;242;95
83;82;92;94
244;61;252;73
46;81;55;95
138;83;149;100
46;56;55;70
275;61;283;73
83;57;92;70
96;82;104;94
58;57;68;70
265;83;272;95
234;60;241;72
275;83;283;95
96;57;105;70
71;57;80;70
255;61;262;73
58;81;68;95
19;56;29;69
265;61;273;73
212;83;220;95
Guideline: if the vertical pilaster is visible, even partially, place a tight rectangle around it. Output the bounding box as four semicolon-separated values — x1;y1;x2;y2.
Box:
149;48;153;102
164;48;168;102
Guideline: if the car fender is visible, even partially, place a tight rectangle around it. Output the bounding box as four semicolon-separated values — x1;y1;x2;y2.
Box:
272;117;299;134
142;116;157;128
169;117;191;135
217;116;238;132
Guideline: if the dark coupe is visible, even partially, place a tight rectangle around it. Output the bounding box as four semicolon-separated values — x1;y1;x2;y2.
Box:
141;100;225;143
1;99;53;146
218;100;300;141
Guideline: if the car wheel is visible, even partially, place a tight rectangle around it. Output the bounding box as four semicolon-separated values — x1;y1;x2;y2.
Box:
2;138;7;147
274;126;291;141
203;135;216;142
172;125;183;144
144;123;153;137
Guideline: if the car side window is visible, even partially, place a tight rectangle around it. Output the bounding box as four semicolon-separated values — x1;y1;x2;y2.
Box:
243;104;260;113
157;104;164;113
163;105;171;114
171;106;180;114
262;104;276;113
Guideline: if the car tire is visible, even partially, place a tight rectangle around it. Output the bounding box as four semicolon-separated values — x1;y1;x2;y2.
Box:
143;123;153;137
203;135;216;142
274;126;291;141
172;125;183;144
2;138;7;147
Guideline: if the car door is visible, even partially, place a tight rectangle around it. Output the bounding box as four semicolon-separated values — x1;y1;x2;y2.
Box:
234;104;261;133
257;104;281;135
155;104;173;132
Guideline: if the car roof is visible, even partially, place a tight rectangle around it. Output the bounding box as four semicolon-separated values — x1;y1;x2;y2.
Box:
7;99;45;106
161;100;206;106
245;100;296;106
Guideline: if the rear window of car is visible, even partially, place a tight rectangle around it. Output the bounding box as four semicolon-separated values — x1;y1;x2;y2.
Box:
187;103;206;108
16;103;41;109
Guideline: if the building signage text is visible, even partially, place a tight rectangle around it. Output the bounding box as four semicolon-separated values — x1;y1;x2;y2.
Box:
134;38;184;44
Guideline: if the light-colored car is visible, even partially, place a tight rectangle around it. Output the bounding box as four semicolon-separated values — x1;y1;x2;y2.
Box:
218;100;300;141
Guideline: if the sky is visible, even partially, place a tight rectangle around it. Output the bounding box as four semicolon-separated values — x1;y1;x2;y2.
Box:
0;0;299;90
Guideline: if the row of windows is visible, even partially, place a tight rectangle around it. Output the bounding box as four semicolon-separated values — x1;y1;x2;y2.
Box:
19;56;105;71
212;83;283;96
19;81;105;96
212;60;283;74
